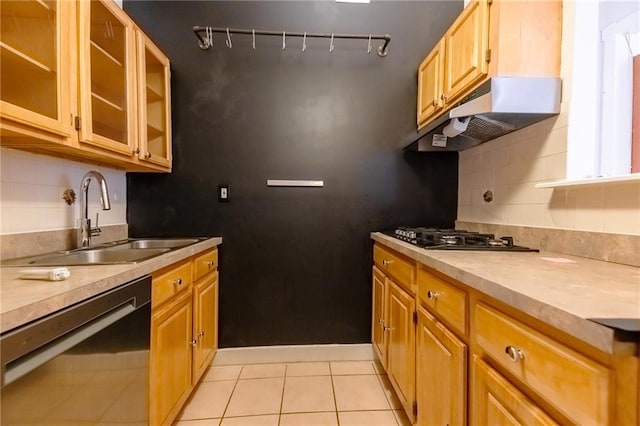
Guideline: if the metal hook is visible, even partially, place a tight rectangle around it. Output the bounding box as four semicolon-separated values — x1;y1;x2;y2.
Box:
367;34;372;54
252;29;256;50
302;32;307;52
282;31;286;51
206;26;213;48
225;28;232;48
330;33;334;53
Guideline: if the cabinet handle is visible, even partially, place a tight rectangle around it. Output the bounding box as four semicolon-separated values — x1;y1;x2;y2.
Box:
441;93;446;102
198;331;205;338
382;259;394;266
378;318;384;325
144;152;152;159
173;277;183;286
190;339;198;346
134;148;140;154
505;346;525;362
426;290;440;300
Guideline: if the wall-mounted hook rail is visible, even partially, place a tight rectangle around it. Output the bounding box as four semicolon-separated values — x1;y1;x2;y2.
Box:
193;26;391;57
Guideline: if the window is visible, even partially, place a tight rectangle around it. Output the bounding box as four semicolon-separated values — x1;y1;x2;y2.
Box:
566;1;640;180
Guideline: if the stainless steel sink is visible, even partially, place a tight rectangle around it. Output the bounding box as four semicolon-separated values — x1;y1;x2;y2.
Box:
114;238;202;249
16;248;171;266
1;237;207;266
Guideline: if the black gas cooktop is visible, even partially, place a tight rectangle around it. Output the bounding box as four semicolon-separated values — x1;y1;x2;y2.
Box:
387;227;539;252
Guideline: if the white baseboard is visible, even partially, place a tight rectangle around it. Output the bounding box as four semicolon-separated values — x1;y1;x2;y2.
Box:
213;343;374;366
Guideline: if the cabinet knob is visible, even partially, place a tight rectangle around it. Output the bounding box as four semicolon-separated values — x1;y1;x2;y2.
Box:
190;339;198;346
134;148;140;154
206;260;215;268
173;277;183;286
441;93;446;101
382;259;394;266
383;326;393;332
432;99;438;107
144;152;152;159
198;331;205;338
505;345;525;362
378;318;384;325
426;290;440;300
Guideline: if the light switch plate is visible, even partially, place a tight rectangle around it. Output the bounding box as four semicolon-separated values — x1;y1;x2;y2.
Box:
218;184;229;202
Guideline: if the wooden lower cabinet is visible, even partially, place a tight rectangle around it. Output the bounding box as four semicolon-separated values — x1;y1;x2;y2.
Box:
192;271;219;383
416;305;467;426
150;288;193;426
372;266;388;368
150;249;220;426
387;279;416;422
471;356;558;426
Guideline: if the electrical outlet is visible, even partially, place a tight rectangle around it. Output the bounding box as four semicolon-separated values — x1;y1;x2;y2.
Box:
218;184;230;202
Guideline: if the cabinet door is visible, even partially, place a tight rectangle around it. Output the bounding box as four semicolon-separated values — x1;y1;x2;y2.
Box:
443;0;490;104
192;271;218;383
150;289;193;426
0;0;72;138
77;0;137;156
416;306;466;426
417;39;445;128
471;356;558;426
387;279;416;422
372;266;388;368
136;29;172;169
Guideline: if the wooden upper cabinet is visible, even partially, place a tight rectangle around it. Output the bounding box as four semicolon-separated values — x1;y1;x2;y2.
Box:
416;0;561;129
443;0;490;105
78;0;137;157
137;29;172;169
417;39;445;127
0;0;73;140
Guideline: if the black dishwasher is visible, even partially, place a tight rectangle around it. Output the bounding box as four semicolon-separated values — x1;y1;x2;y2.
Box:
0;275;151;425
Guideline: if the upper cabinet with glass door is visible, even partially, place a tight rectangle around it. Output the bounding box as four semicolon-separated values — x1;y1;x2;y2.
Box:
0;0;73;141
137;30;172;170
77;0;137;158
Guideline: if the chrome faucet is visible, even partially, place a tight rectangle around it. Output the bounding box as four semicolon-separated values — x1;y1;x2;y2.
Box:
77;170;111;248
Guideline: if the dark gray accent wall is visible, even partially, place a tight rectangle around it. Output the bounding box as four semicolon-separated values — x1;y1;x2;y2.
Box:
124;1;462;347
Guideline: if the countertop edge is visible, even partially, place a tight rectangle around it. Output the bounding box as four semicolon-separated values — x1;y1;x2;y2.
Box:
370;232;619;354
0;237;223;334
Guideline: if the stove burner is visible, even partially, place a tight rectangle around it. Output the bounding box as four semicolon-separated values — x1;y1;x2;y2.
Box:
390;227;537;252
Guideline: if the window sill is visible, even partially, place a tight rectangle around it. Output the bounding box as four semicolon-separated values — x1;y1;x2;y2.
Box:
535;174;640;189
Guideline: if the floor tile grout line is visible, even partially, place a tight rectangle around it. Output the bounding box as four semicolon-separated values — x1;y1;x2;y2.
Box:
373;370;399;418
328;362;341;426
219;365;244;421
276;364;288;425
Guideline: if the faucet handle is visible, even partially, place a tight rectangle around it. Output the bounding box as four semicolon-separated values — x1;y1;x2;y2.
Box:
90;213;102;237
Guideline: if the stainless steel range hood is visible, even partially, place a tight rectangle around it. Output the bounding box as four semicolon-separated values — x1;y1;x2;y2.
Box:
403;77;562;152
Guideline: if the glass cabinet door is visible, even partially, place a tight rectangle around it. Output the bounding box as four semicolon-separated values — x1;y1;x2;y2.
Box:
0;0;72;137
137;30;172;169
78;0;136;156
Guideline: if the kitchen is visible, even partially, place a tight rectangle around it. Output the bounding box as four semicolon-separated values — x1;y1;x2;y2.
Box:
0;0;639;425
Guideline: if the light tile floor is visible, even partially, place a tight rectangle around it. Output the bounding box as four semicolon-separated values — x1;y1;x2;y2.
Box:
174;361;411;426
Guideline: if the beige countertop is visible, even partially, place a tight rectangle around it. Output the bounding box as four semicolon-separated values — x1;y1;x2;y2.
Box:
0;237;222;334
371;232;640;354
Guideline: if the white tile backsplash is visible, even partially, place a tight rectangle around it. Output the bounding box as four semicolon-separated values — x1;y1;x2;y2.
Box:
456;1;640;236
0;148;127;234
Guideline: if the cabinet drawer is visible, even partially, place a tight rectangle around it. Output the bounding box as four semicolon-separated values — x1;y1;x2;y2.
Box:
373;244;415;290
152;261;193;308
418;268;467;336
194;248;218;281
474;303;610;425
471;356;558;426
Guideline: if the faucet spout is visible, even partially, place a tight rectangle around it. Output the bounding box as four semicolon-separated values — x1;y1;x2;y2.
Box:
78;171;111;248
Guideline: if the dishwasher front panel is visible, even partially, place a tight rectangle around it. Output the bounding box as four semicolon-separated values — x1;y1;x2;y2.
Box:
0;275;151;425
